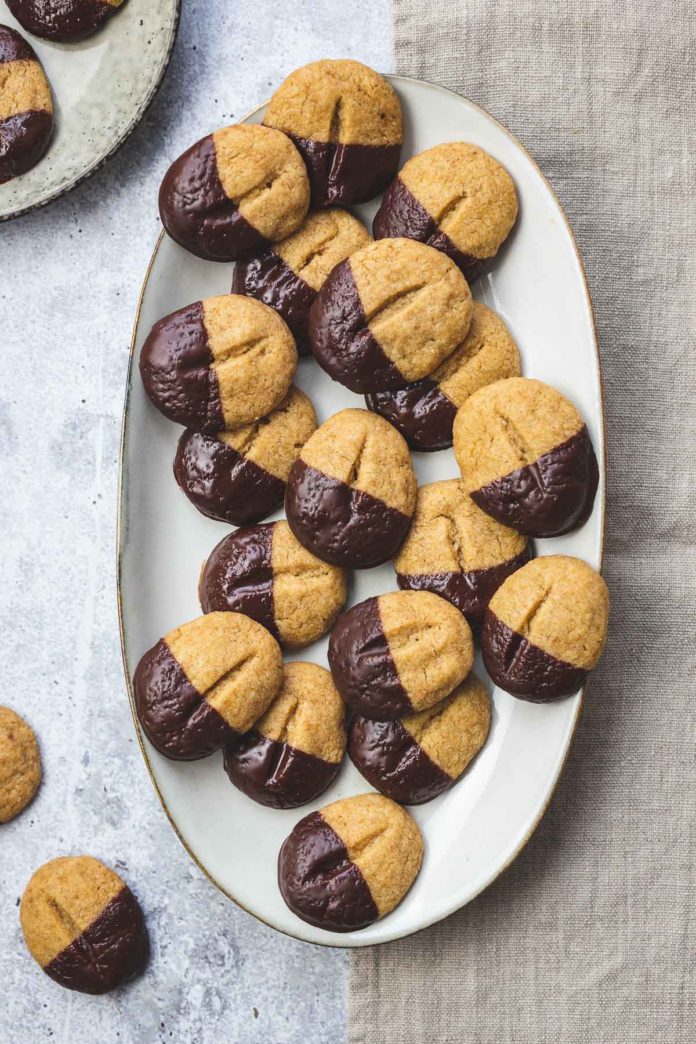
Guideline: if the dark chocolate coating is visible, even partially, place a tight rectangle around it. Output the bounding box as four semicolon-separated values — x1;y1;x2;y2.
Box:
232;251;316;357
6;0;120;43
288;135;400;209
278;811;378;932
0;26;52;184
133;639;236;760
159;134;267;262
199;524;277;639
308;261;406;393
139;301;225;433
481;611;587;702
174;429;284;525
0;21;36;60
471;425;599;538
349;716;451;805
397;544;533;629
365;380;458;452
44;886;149;995
373;176;488;281
285;460;412;569
328;597;412;719
224;733;339;808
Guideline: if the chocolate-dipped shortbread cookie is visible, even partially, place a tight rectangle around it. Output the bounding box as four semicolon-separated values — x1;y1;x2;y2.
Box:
309;238;473;394
140;295;297;433
199;521;347;649
0;706;41;822
278;793;423;932
349;673;491;805
366;301;521;451
328;590;474;720
395;480;532;628
159;123;309;262
0;25;52;183
7;1;126;43
285;408;416;569
133;612;283;760
482;555;609;702
263;59;402;208
224;662;346;808
453;377;599;537
20;856;148;994
174;387;317;525
374;142;518;280
232;209;370;356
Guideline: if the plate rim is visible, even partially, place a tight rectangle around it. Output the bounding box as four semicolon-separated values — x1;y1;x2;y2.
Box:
0;0;182;223
117;73;606;947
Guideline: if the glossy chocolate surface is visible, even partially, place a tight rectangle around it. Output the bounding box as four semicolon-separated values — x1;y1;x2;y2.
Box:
349;716;451;805
481;611;587;702
365;380;458;451
288;135;400;209
278;811;378;932
133;639;236;760
0;22;36;60
471;425;599;538
139;301;225;433
174;429;284;525
328;597;412;719
285;460;411;569
308;261;406;393
224;733;339;809
6;0;119;43
159;134;267;262
232;251;316;356
45;886;149;995
0;110;53;182
198;524;277;639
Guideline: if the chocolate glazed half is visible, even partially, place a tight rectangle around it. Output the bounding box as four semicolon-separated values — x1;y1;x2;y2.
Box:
481;611;587;702
288;134;401;208
308;261;407;393
224;733;340;808
0;26;52;183
365;380;458;452
278;811;378;932
328;597;413;720
349;717;452;805
6;0;121;43
45;887;149;995
198;524;278;640
232;251;316;356
285;460;412;569
133;639;236;760
471;425;599;538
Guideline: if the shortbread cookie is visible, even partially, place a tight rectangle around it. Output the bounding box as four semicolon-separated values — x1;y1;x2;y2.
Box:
285;408;417;569
453;377;599;537
7;1;126;43
278;793;423;932
0;25;52;183
263;59;402;207
482;555;610;701
224;662;346;808
0;706;41;822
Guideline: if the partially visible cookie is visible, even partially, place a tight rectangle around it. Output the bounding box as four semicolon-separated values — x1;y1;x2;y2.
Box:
224;662;346;808
328;590;474;720
309;238;473;393
0;25;52;183
482;555;610;702
285;408;417;569
133;612;283;760
232;209;371;356
159;123;310;262
7;1;126;43
349;673;491;804
374;142;518;280
20;856;148;994
174;387;317;525
199;521;347;649
0;706;41;822
453;377;599;537
139;295;297;433
366;302;521;451
263;59;402;208
278;793;423;932
395;480;532;627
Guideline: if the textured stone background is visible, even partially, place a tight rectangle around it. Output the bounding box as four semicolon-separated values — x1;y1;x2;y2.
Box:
0;3;391;1040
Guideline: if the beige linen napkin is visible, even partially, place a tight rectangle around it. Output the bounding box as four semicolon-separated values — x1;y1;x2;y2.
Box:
349;3;696;1041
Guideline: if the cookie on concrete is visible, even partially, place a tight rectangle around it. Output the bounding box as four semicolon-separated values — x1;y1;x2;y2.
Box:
7;1;126;43
0;706;41;822
0;25;52;183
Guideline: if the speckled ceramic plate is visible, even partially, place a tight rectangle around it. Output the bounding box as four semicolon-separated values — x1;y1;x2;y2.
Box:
0;0;180;220
118;75;605;947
